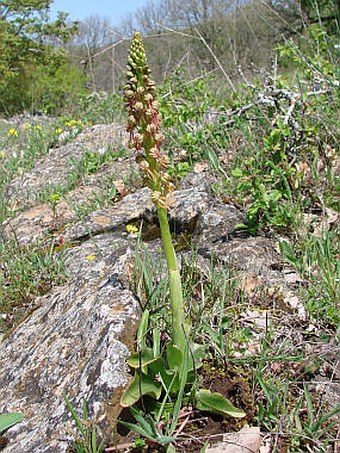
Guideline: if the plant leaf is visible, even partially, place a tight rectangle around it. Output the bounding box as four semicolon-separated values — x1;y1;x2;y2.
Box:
166;343;182;370
118;420;157;440
0;413;24;434
127;348;158;369
196;389;246;418
64;395;87;440
129;405;158;436
120;372;162;407
137;309;149;349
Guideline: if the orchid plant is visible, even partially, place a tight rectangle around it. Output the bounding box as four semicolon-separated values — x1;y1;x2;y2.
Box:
120;33;245;443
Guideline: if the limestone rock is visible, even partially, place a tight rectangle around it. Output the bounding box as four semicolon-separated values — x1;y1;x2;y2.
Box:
64;184;210;244
64;187;154;243
198;202;246;243
0;234;140;452
6;124;128;209
1;157;139;246
200;235;291;287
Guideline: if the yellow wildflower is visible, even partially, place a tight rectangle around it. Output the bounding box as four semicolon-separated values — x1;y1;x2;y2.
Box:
86;255;96;261
7;128;18;138
126;224;139;234
64;119;84;129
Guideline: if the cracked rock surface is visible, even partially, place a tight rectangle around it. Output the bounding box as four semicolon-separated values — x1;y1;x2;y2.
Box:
0;124;309;452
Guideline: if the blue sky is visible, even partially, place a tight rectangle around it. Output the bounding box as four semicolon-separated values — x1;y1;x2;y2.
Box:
50;0;150;24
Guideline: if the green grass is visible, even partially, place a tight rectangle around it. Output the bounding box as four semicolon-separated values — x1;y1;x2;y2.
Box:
280;230;340;326
0;238;67;334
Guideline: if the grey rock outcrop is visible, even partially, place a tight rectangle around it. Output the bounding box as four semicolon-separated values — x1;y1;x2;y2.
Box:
0;124;308;452
6;124;129;209
0;234;140;452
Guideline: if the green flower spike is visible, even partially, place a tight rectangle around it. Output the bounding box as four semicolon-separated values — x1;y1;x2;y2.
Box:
124;32;174;210
125;32;186;350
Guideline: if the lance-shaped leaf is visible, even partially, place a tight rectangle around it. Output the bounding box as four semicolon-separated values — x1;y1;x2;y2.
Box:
196;389;246;418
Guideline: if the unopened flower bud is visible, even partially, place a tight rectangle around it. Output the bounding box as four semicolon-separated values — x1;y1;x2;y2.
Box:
135;102;143;111
146;124;158;134
145;93;154;102
139;160;149;171
128;115;136;126
155;133;165;143
135;133;144;144
125;90;134;98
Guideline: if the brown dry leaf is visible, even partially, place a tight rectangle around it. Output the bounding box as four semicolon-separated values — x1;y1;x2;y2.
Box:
113;179;130;199
290;160;311;189
241;309;268;330
283;291;306;319
193;161;209;173
295;160;311;176
240;275;264;295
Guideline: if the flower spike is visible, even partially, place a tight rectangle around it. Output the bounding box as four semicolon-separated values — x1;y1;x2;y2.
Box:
125;32;173;209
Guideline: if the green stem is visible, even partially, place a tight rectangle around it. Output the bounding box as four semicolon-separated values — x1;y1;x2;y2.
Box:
157;207;185;349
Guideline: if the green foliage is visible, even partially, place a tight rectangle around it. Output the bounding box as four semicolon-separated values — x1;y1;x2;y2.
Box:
121;241;246;448
280;230;339;326
75;147;127;175
195;389;246;417
69;92;124;125
217;22;340;234
0;413;23;434
0;0;82;115
119;405;175;447
159;69;218;128
25;63;87;114
0;239;67;333
159;70;223;163
64;396;104;453
255;376;340;451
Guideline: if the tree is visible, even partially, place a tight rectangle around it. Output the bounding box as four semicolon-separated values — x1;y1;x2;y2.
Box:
0;0;83;115
270;0;339;22
70;15;115;91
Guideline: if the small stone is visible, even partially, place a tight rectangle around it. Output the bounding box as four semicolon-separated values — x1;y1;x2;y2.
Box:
207;425;262;452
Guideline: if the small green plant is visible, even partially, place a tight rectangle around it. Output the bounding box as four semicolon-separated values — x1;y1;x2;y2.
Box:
279;230;339;326
119;32;245;450
64;396;104;453
255;376;340;451
0;239;66;334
